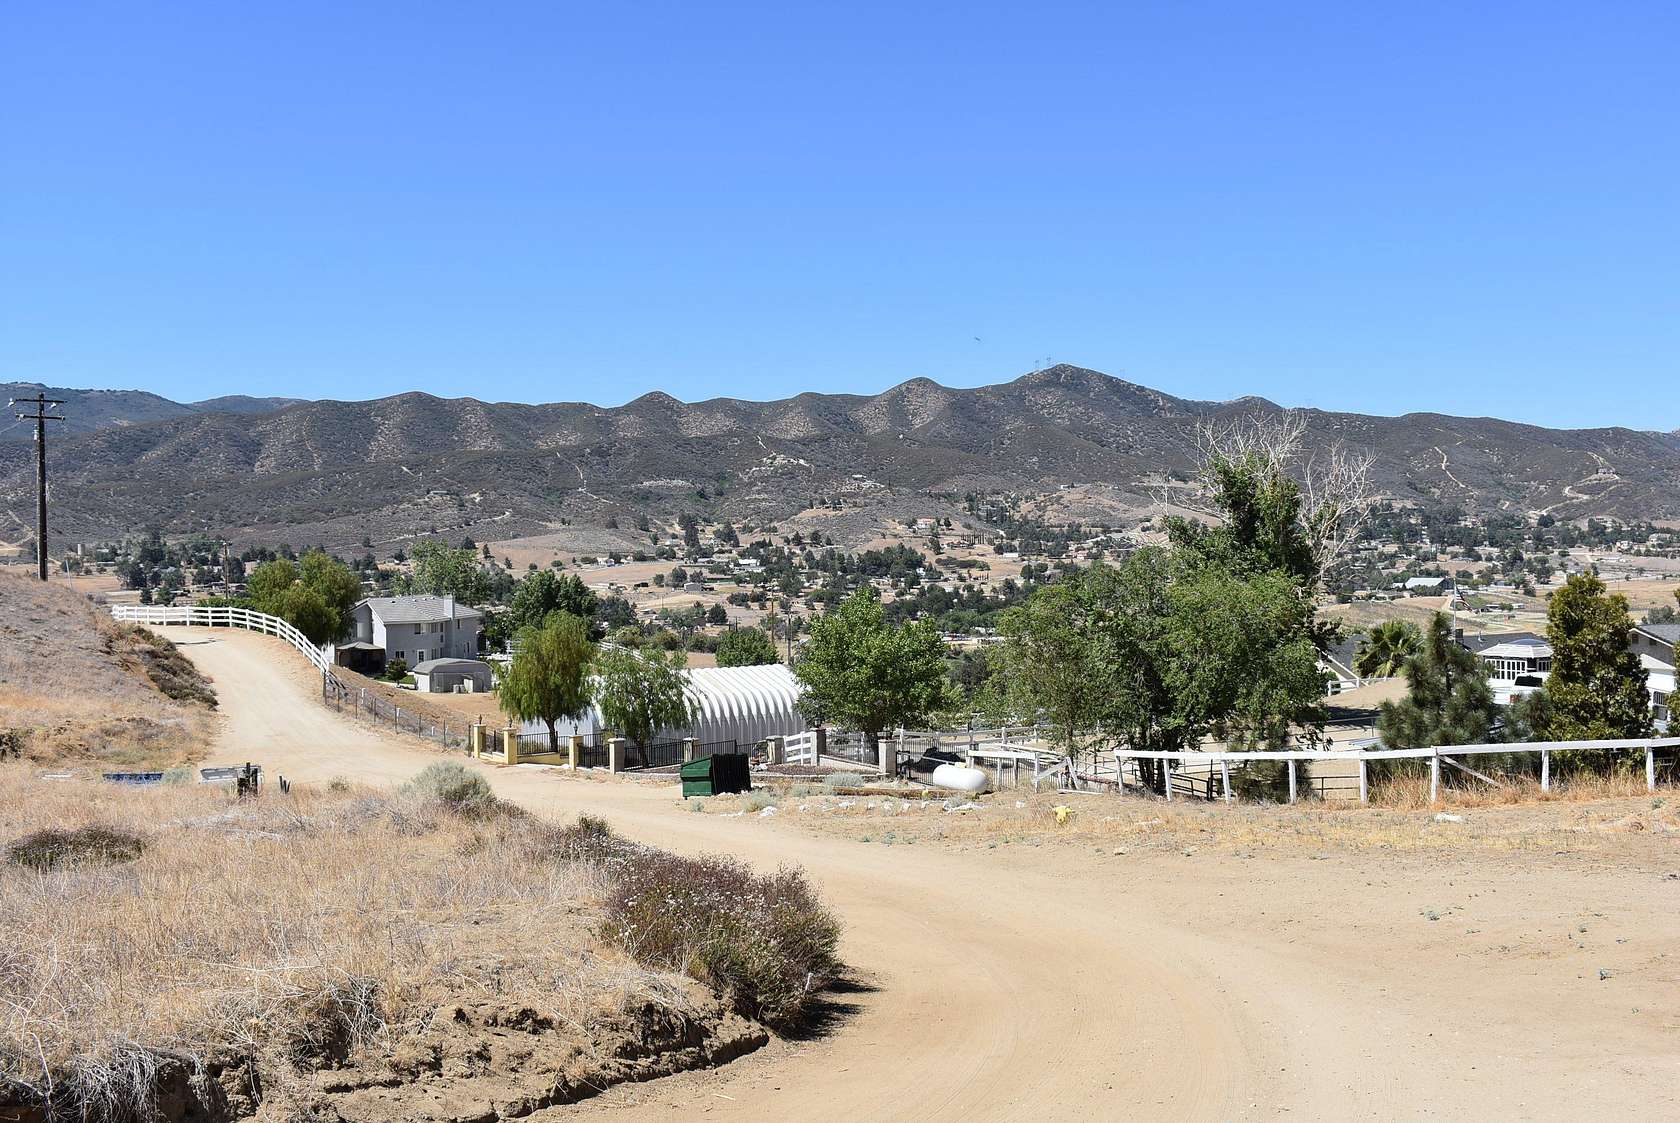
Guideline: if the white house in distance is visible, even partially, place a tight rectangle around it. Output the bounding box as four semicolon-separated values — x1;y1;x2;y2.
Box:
351;595;483;667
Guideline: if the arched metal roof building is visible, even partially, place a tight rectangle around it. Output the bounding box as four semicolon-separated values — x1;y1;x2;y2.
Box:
522;663;807;746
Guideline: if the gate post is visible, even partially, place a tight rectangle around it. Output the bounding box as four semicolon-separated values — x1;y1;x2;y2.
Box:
682;737;697;763
814;727;828;762
568;735;582;769
767;736;785;766
608;737;626;773
469;723;484;758
503;725;519;766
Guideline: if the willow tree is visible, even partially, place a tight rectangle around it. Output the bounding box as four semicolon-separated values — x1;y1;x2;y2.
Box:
498;611;596;752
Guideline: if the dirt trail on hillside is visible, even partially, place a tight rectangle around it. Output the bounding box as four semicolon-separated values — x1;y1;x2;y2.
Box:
163;627;1680;1122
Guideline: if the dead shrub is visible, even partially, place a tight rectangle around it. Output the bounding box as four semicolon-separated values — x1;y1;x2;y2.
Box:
550;817;841;1032
6;824;146;871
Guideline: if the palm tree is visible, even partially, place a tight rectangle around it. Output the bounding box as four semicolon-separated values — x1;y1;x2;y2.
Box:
1354;619;1422;680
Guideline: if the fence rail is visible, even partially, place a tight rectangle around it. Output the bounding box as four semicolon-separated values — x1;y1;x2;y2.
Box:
110;603;468;750
111;603;334;674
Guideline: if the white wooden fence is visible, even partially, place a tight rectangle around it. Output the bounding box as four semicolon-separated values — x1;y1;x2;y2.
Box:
109;603;334;675
1095;737;1680;803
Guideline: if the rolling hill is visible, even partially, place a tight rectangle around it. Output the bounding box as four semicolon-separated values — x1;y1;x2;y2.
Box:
2;365;1677;549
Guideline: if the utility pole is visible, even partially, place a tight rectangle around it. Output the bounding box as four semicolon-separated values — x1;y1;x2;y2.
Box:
10;394;65;581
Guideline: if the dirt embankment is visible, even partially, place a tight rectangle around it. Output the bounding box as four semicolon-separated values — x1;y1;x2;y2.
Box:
0;572;216;769
0;773;827;1123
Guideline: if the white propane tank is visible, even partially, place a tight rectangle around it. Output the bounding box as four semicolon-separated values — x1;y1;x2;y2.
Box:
931;763;987;793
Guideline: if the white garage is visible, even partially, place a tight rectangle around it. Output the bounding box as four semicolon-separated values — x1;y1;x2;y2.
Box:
412;657;495;694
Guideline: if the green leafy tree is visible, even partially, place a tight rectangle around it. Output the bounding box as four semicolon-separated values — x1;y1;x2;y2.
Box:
300;550;361;633
997;565;1120;760
498;611;596;752
1354;620;1422;680
794;589;949;766
246;558;298;614
595;645;697;765
1377;613;1500;748
246;551;361;644
402;540;492;603
1538;573;1652;753
715;626;778;667
496;569;598;642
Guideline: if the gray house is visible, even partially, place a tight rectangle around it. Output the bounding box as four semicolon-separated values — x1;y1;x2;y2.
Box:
351;595;483;666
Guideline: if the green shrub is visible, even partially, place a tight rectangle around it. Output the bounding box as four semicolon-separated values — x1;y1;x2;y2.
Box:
162;766;195;785
823;771;866;793
743;790;777;812
7;825;146;871
399;761;495;814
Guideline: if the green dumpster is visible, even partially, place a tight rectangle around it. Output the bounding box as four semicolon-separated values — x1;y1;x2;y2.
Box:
680;753;752;798
681;756;715;797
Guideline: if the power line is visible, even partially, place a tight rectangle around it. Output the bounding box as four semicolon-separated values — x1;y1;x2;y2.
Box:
9;394;66;581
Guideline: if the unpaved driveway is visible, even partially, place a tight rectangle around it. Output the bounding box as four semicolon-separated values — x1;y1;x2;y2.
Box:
164;627;1680;1121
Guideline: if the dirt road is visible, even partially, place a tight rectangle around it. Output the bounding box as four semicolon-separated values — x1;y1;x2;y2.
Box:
166;627;1680;1122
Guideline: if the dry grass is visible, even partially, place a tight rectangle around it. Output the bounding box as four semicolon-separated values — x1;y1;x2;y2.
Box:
0;773;684;1120
726;776;1680;861
0;572;215;769
1368;769;1654;811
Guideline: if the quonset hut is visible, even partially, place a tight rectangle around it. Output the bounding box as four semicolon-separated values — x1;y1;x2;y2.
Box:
519;663;806;747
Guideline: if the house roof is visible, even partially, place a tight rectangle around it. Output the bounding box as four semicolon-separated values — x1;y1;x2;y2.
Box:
357;595;483;624
1635;623;1680;646
1460;631;1551;658
412;657;492;673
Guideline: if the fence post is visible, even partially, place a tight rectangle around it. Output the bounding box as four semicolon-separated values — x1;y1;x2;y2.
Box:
1429;751;1440;804
814;726;828;761
1164;759;1172;802
767;736;785;765
608;737;626;774
503;725;519;766
469;724;484;758
1647;745;1656;792
682;737;697;763
1220;758;1231;803
1358;757;1369;804
1540;749;1550;793
1287;758;1297;804
568;735;581;770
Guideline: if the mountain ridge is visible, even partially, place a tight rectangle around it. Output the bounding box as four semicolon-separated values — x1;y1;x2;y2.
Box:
3;365;1676;548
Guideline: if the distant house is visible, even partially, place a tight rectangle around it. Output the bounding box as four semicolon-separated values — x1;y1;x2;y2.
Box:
1458;631;1551;704
1631;624;1677;726
1402;576;1452;595
352;595;482;666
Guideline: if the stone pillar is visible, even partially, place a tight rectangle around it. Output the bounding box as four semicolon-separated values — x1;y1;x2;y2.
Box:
682;737;697;763
608;737;626;774
503;725;519;766
469;723;485;758
568;735;582;770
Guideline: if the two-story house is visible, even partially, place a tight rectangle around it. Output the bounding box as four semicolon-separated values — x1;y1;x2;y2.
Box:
351;595;482;667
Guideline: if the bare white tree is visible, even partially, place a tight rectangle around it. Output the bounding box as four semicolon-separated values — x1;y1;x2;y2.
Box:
1185;411;1376;590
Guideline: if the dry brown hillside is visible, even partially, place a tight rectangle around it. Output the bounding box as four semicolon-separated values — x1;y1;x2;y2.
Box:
0;571;216;769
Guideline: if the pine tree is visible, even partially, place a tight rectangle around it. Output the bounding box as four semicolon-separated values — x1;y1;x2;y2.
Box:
1377;613;1500;748
1539;573;1651;752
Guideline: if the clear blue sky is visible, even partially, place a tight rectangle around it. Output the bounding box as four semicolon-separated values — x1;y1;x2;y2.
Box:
3;2;1676;428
